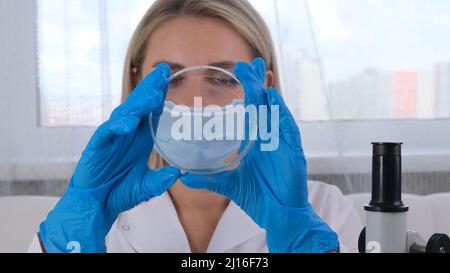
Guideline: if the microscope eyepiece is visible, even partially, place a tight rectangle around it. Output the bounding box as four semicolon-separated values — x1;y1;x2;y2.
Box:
365;142;409;213
372;142;402;156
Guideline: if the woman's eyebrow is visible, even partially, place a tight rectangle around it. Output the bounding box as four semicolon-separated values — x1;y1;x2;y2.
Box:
153;60;236;71
153;60;185;72
208;61;235;70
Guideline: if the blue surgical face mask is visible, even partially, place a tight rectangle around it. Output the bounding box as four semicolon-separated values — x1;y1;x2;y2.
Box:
153;99;246;173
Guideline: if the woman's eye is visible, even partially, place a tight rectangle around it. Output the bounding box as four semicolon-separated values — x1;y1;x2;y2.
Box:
170;76;185;87
206;76;238;88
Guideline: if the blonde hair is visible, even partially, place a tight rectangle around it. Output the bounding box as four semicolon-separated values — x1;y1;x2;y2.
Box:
121;0;281;169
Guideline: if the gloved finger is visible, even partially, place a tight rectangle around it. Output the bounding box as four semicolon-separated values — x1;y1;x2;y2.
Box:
107;160;180;213
180;171;238;199
86;120;116;150
86;113;143;150
110;63;170;126
87;64;170;149
119;63;170;118
234;58;268;107
267;87;303;153
135;114;151;138
251;57;267;82
142;166;180;198
234;58;271;146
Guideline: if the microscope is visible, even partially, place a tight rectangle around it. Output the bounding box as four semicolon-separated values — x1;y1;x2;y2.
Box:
358;142;450;253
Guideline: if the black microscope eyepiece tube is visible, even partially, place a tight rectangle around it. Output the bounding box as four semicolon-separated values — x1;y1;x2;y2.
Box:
365;142;409;212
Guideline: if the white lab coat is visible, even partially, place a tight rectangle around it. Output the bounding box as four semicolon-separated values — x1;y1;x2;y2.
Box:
28;181;363;253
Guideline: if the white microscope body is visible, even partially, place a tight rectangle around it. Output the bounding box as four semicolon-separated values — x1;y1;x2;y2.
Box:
358;143;450;253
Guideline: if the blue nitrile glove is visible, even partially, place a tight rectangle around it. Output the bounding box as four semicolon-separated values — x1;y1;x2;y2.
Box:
180;58;339;253
39;64;181;253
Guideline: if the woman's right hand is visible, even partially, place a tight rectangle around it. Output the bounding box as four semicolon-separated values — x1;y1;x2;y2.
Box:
39;64;181;253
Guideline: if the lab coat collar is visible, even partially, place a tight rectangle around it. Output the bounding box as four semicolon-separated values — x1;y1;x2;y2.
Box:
207;198;265;252
116;192;265;253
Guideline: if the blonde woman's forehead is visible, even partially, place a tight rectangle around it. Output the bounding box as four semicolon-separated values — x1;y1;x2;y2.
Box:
142;17;254;74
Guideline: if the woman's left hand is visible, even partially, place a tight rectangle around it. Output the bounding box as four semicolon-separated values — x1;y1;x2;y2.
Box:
180;58;339;253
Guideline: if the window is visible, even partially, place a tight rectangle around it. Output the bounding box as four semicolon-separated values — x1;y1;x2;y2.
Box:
36;0;450;127
272;0;450;121
36;0;153;126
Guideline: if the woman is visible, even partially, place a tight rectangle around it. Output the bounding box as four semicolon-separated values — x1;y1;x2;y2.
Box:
29;0;362;253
